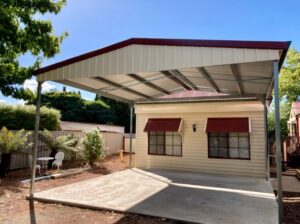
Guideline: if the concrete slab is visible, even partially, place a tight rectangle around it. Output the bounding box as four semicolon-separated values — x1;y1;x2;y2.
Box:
33;169;278;224
271;175;300;193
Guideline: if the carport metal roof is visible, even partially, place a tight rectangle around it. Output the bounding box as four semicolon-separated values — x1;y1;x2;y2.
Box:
34;38;290;104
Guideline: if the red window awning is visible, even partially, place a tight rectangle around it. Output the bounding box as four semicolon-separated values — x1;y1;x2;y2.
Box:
206;117;250;133
144;118;182;132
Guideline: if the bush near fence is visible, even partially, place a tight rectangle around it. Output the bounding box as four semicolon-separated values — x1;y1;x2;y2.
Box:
0;104;61;130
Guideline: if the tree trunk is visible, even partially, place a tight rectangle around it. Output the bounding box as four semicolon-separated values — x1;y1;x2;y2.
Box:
0;153;11;177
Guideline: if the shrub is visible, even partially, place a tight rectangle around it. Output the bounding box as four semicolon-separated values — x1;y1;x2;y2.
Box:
82;129;104;165
0;104;61;130
39;129;79;160
0;127;31;154
0;127;31;176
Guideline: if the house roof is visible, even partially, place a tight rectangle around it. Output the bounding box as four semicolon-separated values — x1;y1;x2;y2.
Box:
60;121;125;133
34;38;291;104
159;90;227;99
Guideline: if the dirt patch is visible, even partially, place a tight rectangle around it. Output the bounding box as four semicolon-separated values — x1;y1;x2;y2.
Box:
0;154;170;224
283;192;300;224
2;155;299;223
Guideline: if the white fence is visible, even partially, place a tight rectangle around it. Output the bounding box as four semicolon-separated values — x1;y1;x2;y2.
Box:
8;130;124;170
124;134;136;153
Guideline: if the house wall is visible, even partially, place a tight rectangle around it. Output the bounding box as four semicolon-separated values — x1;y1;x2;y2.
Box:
134;100;266;177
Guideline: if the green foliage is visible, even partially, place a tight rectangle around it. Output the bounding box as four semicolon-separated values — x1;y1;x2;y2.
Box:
82;129;103;165
0;104;61;130
0;0;67;100
280;49;300;102
40;129;79;159
0;127;31;154
96;95;134;132
28;91;117;124
268;101;291;139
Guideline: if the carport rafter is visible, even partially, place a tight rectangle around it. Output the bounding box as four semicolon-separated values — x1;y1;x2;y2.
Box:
60;79;133;104
127;73;171;95
230;64;245;95
172;70;198;90
93;77;153;100
197;67;221;92
161;70;193;90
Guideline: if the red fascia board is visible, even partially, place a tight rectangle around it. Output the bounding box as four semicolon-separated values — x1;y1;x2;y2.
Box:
34;38;291;75
144;118;182;132
206;117;249;133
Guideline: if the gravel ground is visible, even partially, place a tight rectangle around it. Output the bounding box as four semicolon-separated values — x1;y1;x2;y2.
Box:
0;154;170;224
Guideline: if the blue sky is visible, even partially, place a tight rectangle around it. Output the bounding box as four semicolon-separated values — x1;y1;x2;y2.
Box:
1;0;299;104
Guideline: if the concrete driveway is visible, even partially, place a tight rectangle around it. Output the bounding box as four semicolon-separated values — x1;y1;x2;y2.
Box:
33;169;278;224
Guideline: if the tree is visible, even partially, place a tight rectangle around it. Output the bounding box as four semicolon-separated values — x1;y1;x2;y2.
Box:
39;129;79;160
28;91;117;124
279;49;300;103
95;95;135;132
268;101;291;140
0;0;67;100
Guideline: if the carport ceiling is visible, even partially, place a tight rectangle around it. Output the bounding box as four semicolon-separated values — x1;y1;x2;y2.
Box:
34;38;290;104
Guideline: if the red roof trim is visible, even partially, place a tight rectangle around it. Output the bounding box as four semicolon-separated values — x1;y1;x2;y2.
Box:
34;38;291;75
206;117;249;133
144;118;182;132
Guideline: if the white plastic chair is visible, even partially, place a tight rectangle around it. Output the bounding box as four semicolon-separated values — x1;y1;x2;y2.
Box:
52;152;65;170
28;155;41;175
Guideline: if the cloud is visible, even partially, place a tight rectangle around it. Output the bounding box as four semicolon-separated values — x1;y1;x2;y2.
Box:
23;79;56;93
0;99;6;104
15;99;25;105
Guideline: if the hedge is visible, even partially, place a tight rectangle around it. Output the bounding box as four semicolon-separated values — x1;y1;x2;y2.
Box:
0;104;61;130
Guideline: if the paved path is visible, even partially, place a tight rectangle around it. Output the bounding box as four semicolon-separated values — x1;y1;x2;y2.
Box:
33;169;278;224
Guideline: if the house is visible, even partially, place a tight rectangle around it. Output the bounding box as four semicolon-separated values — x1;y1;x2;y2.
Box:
285;102;300;166
135;91;265;177
60;121;125;133
288;102;300;142
32;38;290;219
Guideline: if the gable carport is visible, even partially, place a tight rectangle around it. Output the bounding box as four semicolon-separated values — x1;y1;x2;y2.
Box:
30;38;290;223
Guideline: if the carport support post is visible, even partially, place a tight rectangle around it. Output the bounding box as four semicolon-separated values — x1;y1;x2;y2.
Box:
263;99;269;181
129;105;133;168
274;61;283;224
29;81;43;198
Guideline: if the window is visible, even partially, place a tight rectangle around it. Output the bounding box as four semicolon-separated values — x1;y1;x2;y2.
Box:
208;132;250;159
148;131;182;156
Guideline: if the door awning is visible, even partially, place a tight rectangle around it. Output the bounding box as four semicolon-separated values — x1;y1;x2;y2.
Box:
144;118;183;132
206;117;250;133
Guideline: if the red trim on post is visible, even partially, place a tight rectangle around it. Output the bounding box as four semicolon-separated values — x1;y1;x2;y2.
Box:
206;117;249;133
144;118;182;132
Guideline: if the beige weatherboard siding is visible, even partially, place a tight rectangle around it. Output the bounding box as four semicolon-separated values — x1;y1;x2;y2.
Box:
134;100;266;177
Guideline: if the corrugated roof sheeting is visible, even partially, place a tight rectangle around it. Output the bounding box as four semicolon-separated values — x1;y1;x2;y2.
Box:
36;45;280;82
34;38;290;103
